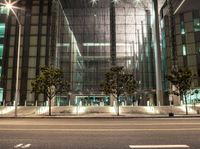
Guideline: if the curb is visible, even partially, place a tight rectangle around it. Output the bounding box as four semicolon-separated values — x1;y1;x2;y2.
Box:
0;115;199;119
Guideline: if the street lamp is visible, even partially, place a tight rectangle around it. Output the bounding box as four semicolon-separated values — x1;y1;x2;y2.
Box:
0;0;22;117
174;0;187;15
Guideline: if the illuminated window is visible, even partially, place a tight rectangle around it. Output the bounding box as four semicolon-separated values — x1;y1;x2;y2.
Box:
0;24;5;38
196;42;200;54
182;44;187;56
0;66;1;77
180;21;185;35
0;88;3;102
194;18;200;32
0;6;8;15
0;45;3;59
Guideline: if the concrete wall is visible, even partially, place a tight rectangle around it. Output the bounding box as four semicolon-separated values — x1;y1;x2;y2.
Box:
1;105;200;116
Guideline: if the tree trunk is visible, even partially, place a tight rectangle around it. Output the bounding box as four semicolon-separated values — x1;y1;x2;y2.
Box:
49;98;51;116
184;94;188;115
116;96;119;116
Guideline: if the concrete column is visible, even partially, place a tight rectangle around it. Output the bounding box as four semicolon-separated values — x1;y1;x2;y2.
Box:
141;21;146;89
110;1;116;66
152;0;163;105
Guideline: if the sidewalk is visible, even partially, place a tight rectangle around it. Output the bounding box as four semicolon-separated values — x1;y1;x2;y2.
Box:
0;113;200;119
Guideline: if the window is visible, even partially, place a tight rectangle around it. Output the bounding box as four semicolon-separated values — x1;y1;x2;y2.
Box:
196;42;200;54
0;6;8;14
0;66;1;77
0;23;5;38
0;45;3;59
180;21;185;35
182;44;187;56
194;18;200;32
0;88;3;102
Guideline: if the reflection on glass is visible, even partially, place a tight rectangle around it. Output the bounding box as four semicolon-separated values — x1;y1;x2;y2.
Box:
180;21;185;35
194;18;200;32
182;44;187;56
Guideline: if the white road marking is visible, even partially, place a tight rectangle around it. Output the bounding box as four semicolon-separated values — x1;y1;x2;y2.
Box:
1;123;200;126
14;144;31;148
14;144;23;148
129;145;190;148
1;128;200;132
21;144;31;148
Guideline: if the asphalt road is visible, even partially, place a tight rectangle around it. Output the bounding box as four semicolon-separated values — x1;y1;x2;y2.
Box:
0;118;200;149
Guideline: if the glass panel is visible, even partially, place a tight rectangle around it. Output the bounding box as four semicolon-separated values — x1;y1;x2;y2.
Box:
182;44;187;56
0;45;3;59
0;23;5;38
194;18;200;32
0;88;3;102
185;89;200;104
0;6;9;15
196;42;200;54
0;66;1;77
180;21;185;34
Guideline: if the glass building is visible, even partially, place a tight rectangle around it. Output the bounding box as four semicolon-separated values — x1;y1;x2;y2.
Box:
161;0;200;105
0;5;8;104
53;0;165;106
0;0;168;106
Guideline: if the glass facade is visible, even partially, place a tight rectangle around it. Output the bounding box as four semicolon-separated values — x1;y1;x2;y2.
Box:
0;6;7;105
184;89;200;104
59;0;156;104
160;17;168;93
0;0;165;106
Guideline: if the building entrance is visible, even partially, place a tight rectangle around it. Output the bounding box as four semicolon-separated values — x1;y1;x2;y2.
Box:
75;95;110;106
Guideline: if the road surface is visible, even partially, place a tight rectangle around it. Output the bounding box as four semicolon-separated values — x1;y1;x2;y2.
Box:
0;118;199;149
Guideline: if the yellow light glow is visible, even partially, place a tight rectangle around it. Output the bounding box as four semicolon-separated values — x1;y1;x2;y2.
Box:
109;107;121;115
90;0;98;6
112;0;119;4
178;106;196;114
0;106;15;114
144;107;159;114
109;107;116;114
73;106;86;115
5;2;12;10
37;106;49;114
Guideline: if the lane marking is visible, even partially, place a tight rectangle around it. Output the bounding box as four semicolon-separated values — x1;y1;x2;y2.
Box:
129;145;190;148
21;144;31;148
0;123;200;126
1;128;200;132
14;144;31;148
14;144;23;148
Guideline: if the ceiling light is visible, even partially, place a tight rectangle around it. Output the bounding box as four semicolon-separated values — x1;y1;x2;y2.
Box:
112;0;120;4
90;0;98;6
